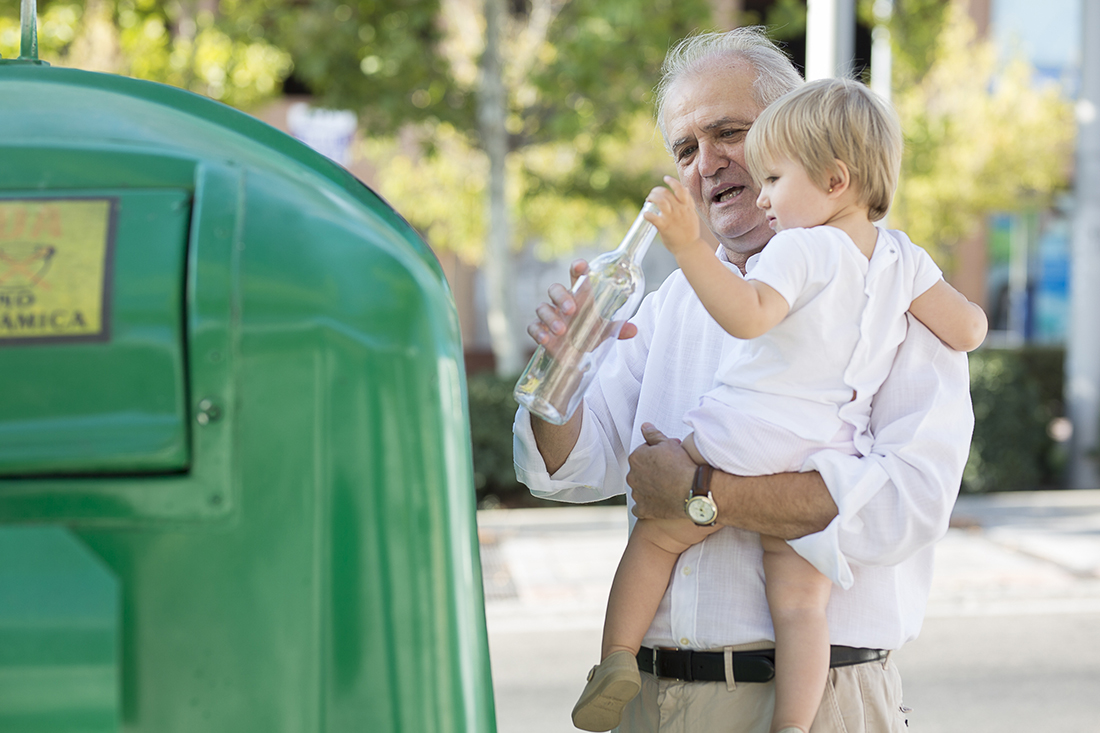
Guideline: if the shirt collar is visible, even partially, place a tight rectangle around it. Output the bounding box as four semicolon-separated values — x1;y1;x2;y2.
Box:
716;245;756;275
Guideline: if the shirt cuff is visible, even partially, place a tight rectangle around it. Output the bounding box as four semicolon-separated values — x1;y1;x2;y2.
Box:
785;450;892;589
512;406;610;502
787;518;853;589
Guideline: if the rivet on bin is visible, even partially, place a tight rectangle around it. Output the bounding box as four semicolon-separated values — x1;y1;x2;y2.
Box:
196;399;221;425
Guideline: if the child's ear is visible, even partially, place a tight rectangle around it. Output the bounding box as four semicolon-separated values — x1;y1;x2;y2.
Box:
827;160;851;196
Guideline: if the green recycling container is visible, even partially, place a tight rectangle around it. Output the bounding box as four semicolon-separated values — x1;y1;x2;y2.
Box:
0;55;495;733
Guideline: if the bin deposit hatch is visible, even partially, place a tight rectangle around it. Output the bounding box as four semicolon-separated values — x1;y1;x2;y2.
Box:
0;190;191;476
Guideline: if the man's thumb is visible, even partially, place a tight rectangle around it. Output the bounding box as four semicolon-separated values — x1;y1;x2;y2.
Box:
640;422;667;445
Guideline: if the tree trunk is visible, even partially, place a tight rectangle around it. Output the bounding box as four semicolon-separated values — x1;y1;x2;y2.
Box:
478;0;524;376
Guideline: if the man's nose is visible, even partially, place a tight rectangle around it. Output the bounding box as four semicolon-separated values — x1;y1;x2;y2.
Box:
697;140;730;178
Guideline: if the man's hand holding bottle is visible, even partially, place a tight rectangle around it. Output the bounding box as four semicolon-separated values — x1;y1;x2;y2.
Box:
526;259;640;353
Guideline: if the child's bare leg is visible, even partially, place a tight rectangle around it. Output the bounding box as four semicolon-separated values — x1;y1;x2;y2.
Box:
601;517;720;658
602;431;715;658
761;533;832;733
573;433;721;731
574;510;719;730
681;432;706;465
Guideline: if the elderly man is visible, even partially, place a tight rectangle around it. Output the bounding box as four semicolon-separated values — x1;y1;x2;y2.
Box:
513;27;972;733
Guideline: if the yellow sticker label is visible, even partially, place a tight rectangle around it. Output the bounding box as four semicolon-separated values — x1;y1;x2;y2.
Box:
0;198;115;344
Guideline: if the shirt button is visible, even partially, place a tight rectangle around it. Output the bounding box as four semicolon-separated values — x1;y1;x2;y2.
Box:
680;637;691;646
682;566;693;576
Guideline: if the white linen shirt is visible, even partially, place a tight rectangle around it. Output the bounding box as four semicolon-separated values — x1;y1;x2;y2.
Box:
687;226;942;485
512;244;974;652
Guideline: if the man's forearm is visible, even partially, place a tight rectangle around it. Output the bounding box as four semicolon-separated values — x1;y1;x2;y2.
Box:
627;424;837;539
710;469;837;539
530;410;583;475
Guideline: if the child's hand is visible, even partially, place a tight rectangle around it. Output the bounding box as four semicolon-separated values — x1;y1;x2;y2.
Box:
644;176;703;255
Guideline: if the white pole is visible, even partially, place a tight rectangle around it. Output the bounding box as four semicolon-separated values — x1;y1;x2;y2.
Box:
806;0;855;80
870;0;893;228
1067;0;1100;488
870;0;893;103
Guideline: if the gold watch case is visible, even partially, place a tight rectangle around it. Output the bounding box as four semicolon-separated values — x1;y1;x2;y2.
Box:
685;464;717;526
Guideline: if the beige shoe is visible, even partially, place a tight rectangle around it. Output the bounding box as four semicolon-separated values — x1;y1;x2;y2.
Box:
570;650;642;732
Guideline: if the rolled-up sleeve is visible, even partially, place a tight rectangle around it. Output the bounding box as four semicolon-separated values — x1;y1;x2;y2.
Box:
512;403;618;503
787;315;973;588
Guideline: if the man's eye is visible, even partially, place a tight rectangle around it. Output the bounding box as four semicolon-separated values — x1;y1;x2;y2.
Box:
677;146;696;161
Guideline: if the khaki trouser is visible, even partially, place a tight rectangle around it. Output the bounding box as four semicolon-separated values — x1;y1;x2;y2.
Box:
615;653;908;733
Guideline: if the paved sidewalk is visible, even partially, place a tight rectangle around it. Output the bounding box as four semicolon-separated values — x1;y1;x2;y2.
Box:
478;490;1100;732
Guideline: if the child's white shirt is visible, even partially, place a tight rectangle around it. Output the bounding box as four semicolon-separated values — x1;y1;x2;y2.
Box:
686;225;943;473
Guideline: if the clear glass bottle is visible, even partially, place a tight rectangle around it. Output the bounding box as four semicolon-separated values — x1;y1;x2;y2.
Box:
513;201;659;425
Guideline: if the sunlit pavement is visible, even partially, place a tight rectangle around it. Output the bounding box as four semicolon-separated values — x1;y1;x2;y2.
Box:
478;490;1100;733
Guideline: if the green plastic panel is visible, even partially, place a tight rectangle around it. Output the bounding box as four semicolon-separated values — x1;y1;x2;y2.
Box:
0;526;121;732
0;162;239;524
0;189;191;475
0;62;495;733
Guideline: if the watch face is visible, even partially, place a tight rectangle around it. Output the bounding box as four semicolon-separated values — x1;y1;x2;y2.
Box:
687;496;717;525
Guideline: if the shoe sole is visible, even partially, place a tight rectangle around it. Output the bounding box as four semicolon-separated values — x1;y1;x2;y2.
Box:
571;676;642;732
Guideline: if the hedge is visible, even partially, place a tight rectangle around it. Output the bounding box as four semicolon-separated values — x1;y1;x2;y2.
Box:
466;372;564;508
963;347;1064;493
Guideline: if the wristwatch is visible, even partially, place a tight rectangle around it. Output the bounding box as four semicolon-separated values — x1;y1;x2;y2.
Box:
685;464;718;526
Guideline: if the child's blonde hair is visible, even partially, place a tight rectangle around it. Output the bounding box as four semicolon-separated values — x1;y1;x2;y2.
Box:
745;77;902;222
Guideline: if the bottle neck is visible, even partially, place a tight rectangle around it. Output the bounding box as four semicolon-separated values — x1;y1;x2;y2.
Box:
616;202;660;263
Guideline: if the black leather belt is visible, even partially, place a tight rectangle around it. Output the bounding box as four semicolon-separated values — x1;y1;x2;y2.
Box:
637;645;888;683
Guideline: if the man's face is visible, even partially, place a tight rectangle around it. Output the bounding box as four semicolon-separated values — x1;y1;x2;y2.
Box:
662;59;772;266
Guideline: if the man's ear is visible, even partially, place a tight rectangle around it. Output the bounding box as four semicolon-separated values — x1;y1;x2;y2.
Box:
827;160;851;196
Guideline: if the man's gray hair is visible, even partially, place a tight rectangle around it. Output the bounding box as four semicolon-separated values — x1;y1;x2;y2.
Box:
655;27;804;149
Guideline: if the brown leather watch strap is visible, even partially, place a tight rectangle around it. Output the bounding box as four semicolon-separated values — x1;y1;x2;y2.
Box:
692;463;713;497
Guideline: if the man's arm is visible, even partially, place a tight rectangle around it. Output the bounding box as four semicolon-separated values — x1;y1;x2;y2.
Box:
627;423;837;539
530;411;583;475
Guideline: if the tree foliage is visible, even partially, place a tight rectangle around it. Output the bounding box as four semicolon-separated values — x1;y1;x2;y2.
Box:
360;0;715;265
0;0;292;109
221;0;455;130
888;2;1074;263
884;0;950;88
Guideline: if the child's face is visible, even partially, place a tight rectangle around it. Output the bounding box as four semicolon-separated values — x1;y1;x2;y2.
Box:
754;155;834;233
